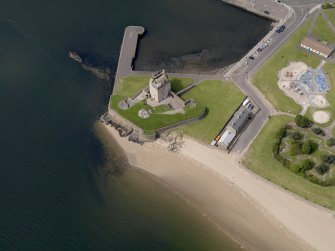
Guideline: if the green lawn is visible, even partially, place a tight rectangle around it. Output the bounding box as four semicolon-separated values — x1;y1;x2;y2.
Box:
114;75;151;97
110;75;204;133
305;62;335;127
324;8;335;27
243;116;335;210
179;80;245;143
252;18;320;114
114;75;193;96
170;78;193;93
312;14;335;43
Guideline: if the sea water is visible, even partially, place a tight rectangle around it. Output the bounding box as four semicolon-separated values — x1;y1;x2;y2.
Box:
0;0;271;249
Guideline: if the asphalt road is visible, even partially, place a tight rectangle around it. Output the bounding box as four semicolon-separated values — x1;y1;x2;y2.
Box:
230;2;322;153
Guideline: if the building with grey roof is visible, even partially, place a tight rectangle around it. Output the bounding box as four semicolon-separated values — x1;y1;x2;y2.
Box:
218;108;252;149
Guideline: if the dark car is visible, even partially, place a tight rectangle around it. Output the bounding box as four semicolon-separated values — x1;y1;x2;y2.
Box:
276;25;286;33
249;56;255;60
264;11;270;14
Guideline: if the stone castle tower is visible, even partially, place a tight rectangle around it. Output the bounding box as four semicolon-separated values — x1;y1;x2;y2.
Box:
149;69;171;103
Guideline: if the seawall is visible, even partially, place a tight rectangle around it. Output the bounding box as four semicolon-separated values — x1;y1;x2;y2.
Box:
222;0;285;22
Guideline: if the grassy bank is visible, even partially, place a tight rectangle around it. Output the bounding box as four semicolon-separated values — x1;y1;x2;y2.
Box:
244;116;335;210
312;15;335;43
180;80;245;143
252;18;320;114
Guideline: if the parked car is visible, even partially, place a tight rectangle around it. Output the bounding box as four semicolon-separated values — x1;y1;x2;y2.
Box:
279;25;285;31
276;25;285;33
249;56;255;60
266;38;272;44
264;11;270;14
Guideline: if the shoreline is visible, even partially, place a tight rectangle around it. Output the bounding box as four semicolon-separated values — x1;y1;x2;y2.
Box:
101;124;315;251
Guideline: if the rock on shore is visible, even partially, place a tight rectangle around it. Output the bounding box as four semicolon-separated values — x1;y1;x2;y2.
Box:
68;51;111;81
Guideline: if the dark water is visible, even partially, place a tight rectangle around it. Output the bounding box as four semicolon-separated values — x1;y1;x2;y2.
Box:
0;0;270;250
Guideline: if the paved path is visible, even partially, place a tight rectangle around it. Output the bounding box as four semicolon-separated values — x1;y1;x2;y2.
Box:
230;3;323;153
307;10;319;35
113;26;145;93
320;8;335;34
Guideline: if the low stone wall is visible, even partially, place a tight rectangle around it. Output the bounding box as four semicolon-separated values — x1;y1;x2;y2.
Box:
156;108;207;135
176;83;195;96
108;104;206;141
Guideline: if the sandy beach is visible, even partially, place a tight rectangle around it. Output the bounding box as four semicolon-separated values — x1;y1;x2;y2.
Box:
103;124;335;251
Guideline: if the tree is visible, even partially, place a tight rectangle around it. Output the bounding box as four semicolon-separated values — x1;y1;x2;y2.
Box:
326;138;335;147
312;127;323;135
299;159;315;172
320;154;335;164
295;115;310;128
290;163;300;174
302;140;318;154
290;159;315;174
291;131;302;141
316;163;329;175
289;142;302;156
276;127;287;139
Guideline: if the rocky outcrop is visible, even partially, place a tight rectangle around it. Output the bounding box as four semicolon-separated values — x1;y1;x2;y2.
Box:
68;51;112;81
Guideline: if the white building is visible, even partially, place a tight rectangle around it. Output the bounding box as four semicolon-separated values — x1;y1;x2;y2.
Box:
301;36;334;58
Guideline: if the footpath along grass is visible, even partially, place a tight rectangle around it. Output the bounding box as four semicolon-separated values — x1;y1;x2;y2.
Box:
180;80;245;143
312;14;335;43
252;18;320;114
243;115;335;210
324;8;335;27
114;75;193;96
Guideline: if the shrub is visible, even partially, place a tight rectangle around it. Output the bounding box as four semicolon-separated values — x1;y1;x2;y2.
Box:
302;140;318;154
299;159;315;172
320;154;335;164
316;163;329;175
290;163;301;174
322;3;335;9
306;174;332;186
295;115;310;128
276;127;287;139
272;141;280;155
291;131;302;141
326;138;335;147
312;127;324;135
290;159;315;174
289;142;302;156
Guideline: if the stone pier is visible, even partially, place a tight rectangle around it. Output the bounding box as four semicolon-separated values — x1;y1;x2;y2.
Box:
113;26;145;93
